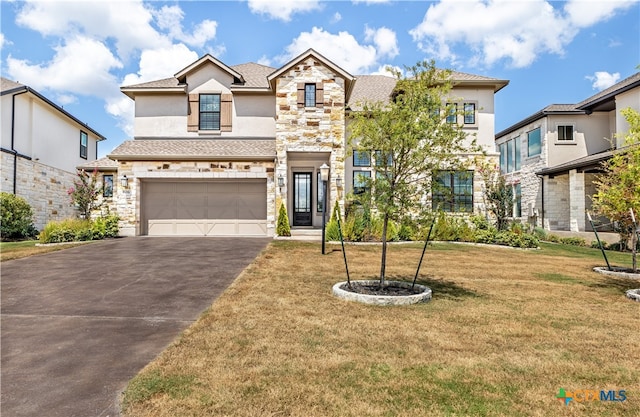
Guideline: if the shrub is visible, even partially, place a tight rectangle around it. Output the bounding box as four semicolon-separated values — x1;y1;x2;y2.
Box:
325;201;341;241
559;237;586;247
432;212;473;242
0;192;38;240
545;234;561;243
532;227;547;240
39;215;120;243
470;214;491;231
397;219;417;241
370;216;399;242
276;203;291;237
591;240;608;250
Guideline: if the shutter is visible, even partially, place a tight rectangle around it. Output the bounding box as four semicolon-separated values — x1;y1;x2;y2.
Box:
315;82;324;108
221;94;233;132
297;83;305;108
187;94;199;132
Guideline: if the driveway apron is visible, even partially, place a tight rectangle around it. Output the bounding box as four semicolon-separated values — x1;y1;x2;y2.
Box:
1;237;270;417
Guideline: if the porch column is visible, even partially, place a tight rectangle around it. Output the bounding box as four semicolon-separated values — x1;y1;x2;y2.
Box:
569;169;586;232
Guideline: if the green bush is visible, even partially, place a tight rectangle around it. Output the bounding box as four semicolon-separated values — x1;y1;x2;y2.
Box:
559;237;586;247
370;216;399;242
591;240;608;250
325;201;342;241
39;214;120;243
545;234;561;243
532;227;547;240
470;214;491;231
276;203;291;237
0;192;38;240
397;220;417;241
432;212;473;242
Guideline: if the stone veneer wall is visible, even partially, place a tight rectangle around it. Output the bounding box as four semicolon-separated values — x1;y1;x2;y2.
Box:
544;174;570;230
115;160;275;236
274;57;346;217
1;152;78;230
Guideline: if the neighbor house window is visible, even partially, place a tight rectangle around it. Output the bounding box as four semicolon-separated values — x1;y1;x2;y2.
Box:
558;125;574;141
353;171;371;194
499;137;521;174
432;171;473;212
463;103;476;124
80;131;88;159
446;103;457;124
103;175;113;198
199;94;221;130
527;127;541;157
305;84;316;107
353;150;371;167
513;183;522;217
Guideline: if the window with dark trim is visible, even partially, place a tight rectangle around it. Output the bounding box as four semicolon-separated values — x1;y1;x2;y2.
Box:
353;150;371;167
463;103;476;124
103;175;113;198
80;131;88;159
446;103;457;124
353;171;371;195
432;170;473;212
558;125;574;141
199;94;221;130
304;84;316;107
374;150;393;167
513;183;522;217
527;127;541;156
499;137;522;174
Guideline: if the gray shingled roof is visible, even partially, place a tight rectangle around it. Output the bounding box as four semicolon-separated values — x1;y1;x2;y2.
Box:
122;77;182;89
1;77;24;93
230;63;274;88
109;139;276;160
577;72;640;109
347;75;397;110
77;157;119;171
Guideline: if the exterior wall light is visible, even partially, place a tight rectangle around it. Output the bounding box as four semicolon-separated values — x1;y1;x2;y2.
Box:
120;175;129;188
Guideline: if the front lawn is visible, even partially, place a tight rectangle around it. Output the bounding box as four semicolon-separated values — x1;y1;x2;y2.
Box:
0;240;93;261
122;241;639;417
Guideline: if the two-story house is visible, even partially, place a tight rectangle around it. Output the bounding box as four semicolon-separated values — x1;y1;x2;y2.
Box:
1;77;105;230
495;72;640;232
108;49;508;237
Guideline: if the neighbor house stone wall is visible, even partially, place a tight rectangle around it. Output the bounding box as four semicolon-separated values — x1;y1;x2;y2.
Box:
544;174;570;230
115;160;275;236
1;152;78;230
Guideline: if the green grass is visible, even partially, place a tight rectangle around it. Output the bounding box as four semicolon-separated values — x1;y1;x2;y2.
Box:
0;239;93;261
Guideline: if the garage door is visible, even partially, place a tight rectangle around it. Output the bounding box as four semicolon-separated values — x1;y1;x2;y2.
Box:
141;180;267;236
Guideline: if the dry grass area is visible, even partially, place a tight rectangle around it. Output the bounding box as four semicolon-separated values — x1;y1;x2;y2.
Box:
0;240;93;261
122;241;639;417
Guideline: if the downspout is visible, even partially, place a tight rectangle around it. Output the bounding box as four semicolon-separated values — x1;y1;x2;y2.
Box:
537;174;545;229
11;89;29;194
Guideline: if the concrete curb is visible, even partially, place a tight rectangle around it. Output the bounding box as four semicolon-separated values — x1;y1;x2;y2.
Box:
593;267;640;279
332;280;432;306
626;289;640;302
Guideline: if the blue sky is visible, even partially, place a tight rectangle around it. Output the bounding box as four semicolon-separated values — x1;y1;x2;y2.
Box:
1;0;639;157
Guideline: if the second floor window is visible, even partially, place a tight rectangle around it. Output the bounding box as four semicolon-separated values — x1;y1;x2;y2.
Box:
80;131;88;159
527;127;541;157
199;94;221;130
558;125;574;141
463;103;476;124
304;84;316;107
353;150;371;167
446;103;457;124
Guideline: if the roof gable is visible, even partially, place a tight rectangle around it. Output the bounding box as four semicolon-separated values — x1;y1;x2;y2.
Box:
174;54;245;84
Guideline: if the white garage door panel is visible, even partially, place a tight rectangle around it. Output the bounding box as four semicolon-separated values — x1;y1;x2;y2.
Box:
143;180;267;236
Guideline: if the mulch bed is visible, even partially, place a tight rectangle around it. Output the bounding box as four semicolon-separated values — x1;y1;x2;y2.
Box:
340;281;422;296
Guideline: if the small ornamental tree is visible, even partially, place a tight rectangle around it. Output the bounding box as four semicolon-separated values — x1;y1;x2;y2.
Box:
349;60;481;286
592;107;640;271
479;163;513;231
276;202;291;237
68;169;100;219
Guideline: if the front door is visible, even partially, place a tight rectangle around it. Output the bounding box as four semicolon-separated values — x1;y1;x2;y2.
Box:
293;172;312;226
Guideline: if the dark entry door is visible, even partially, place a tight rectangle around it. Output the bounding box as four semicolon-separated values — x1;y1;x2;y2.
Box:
293;172;312;226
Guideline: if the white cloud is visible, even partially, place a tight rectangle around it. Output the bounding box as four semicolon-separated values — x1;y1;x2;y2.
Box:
6;35;123;98
0;33;9;49
257;55;273;66
586;71;621;91
279;26;399;74
247;0;322;22
331;12;342;23
564;0;637;28
352;0;392;4
365;26;399;59
154;5;217;48
370;64;402;77
409;0;637;69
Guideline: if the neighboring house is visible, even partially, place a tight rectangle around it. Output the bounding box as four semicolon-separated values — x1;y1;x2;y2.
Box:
495;72;640;232
108;49;508;237
1;77;106;230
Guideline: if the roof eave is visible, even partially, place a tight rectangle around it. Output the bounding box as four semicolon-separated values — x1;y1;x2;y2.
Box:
174;54;245;84
577;80;640;111
108;154;275;161
120;86;186;99
496;109;585;139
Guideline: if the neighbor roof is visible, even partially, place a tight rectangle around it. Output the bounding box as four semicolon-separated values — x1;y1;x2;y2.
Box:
109;139;276;161
577;72;640;112
1;77;106;140
77;156;119;171
495;104;585;139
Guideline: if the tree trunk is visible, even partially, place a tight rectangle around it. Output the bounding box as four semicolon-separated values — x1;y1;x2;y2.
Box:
379;213;389;287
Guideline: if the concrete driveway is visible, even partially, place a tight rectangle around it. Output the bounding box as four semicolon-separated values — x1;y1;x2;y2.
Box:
1;237;270;417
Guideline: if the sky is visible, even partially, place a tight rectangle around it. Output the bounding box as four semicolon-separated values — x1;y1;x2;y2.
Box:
1;0;639;158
